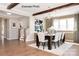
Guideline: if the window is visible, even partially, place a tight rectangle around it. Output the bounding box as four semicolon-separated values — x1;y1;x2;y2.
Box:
53;17;74;31
53;19;59;30
59;19;66;30
67;18;74;31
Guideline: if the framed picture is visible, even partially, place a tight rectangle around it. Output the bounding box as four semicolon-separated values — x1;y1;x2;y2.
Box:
12;22;16;28
35;19;43;32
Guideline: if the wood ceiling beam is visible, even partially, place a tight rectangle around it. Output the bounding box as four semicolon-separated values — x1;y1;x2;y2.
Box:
7;3;19;9
33;3;79;16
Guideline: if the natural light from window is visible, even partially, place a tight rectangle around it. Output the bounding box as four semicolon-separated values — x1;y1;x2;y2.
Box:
53;17;74;31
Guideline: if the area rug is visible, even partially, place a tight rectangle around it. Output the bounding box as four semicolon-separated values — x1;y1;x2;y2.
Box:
28;42;73;56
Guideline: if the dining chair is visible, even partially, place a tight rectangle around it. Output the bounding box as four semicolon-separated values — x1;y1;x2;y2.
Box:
60;32;65;44
35;33;40;48
38;32;48;49
52;32;62;48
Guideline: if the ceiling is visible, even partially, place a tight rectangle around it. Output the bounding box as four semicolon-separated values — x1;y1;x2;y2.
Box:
0;10;23;18
0;3;68;18
50;5;79;17
0;3;79;18
12;3;67;13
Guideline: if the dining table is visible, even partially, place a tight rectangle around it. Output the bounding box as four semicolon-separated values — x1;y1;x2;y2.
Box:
45;33;55;50
35;32;55;50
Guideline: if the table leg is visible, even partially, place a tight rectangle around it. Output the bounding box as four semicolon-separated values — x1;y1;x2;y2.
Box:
48;36;52;50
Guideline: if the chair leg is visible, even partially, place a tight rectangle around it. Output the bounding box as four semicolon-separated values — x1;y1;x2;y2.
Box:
53;42;56;49
43;42;46;50
38;46;39;48
57;41;60;47
42;42;44;50
61;40;63;44
37;42;40;48
60;40;62;45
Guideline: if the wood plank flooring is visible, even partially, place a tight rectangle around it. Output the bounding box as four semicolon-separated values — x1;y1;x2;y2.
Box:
0;39;79;56
0;40;56;56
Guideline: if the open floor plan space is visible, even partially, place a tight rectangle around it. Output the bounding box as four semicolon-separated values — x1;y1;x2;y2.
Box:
0;3;79;56
0;40;79;56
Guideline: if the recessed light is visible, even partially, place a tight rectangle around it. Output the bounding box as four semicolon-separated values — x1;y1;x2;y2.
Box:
7;12;12;15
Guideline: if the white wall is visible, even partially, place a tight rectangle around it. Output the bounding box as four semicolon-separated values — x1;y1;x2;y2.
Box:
6;17;29;40
26;16;34;41
7;18;18;40
18;17;29;28
0;18;2;40
4;19;8;39
0;18;5;41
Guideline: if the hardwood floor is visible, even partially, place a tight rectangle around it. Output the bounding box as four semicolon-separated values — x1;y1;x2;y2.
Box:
0;39;56;56
0;39;79;56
